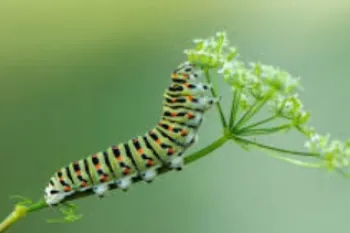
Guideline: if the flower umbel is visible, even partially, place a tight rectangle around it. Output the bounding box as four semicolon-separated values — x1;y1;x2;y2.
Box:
184;31;309;130
304;131;350;173
185;31;350;176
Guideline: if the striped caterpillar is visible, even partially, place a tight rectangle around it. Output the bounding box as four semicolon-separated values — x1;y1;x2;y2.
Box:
44;62;219;205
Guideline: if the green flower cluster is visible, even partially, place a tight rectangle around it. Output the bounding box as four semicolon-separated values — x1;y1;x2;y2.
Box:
304;128;350;173
184;31;309;128
184;31;235;68
184;31;350;175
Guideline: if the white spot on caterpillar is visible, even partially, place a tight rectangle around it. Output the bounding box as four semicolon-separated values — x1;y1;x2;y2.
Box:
44;186;72;205
116;177;132;190
93;183;109;197
140;169;158;182
185;132;196;145
198;83;212;92
188;114;203;127
169;157;184;170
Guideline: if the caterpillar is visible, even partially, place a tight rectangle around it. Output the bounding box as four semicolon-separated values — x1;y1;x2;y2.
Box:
44;62;219;205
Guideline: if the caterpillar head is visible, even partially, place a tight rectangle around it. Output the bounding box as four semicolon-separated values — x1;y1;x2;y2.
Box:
171;62;202;81
44;183;66;205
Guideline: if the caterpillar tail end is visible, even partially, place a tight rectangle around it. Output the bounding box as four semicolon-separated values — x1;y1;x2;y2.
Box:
44;186;71;206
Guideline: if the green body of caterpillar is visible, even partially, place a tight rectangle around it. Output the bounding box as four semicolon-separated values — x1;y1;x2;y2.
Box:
44;62;218;205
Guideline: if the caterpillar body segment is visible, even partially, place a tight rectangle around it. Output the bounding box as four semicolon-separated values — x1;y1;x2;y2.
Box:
145;130;182;162
106;146;137;182
171;62;202;82
87;152;115;185
128;136;163;183
156;119;195;145
162;106;203;128
167;82;212;97
164;94;219;112
68;160;93;192
44;62;218;205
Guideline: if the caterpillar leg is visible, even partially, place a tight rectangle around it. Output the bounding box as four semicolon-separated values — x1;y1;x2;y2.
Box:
187;134;199;147
169;156;184;171
92;183;109;197
116;177;132;191
79;186;90;192
188;113;203;127
169;134;198;171
140;168;158;183
198;82;212;91
185;131;197;145
199;96;221;111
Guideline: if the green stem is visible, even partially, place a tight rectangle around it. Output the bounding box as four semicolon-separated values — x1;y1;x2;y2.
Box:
228;89;241;129
236;124;292;136
185;136;228;164
232;136;319;157
27;199;47;213
233;94;272;131
0;136;228;233
204;69;227;128
238;115;277;131
263;152;323;168
295;125;310;137
0;205;28;233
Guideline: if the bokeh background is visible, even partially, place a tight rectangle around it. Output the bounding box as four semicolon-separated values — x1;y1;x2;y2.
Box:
1;0;350;233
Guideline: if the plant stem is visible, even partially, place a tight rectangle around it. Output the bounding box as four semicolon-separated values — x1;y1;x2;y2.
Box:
203;69;227;128
27;199;47;213
295;125;310;137
0;136;228;233
233;94;271;131
228;89;241;129
236;124;292;136
238;115;277;131
185;136;228;164
262;152;323;168
0;205;28;233
232;136;319;157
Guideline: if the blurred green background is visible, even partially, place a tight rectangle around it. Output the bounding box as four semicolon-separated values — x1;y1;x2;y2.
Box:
1;0;350;233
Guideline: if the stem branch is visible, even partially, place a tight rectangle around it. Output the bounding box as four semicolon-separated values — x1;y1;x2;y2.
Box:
236;124;292;136
232;136;319;157
233;94;272;131
204;69;227;128
238;115;277;131
228;89;241;129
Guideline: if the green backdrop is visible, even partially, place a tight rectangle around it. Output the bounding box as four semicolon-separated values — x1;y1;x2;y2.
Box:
1;1;350;233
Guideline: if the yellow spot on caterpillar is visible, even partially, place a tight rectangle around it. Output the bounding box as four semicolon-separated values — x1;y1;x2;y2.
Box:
182;74;189;79
186;96;193;101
